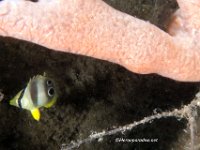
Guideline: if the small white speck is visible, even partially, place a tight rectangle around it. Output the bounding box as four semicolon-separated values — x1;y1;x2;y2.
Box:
197;101;200;106
98;137;103;142
196;92;200;98
0;91;4;102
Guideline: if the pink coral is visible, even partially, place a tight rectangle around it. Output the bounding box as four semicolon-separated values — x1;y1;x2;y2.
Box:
0;0;200;81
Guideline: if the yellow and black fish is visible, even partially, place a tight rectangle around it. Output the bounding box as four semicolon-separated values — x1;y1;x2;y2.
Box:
9;74;58;121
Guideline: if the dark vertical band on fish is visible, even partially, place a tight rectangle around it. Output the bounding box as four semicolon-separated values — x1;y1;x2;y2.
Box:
18;89;25;109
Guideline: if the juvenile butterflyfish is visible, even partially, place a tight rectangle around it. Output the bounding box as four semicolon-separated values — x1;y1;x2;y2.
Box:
9;74;58;121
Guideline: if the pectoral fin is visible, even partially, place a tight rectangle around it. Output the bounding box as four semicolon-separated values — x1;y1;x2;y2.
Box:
31;108;40;121
44;99;56;108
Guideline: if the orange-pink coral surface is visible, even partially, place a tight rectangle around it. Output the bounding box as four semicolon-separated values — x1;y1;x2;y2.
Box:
0;0;200;81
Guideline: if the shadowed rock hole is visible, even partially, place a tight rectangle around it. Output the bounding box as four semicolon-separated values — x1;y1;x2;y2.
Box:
26;0;39;2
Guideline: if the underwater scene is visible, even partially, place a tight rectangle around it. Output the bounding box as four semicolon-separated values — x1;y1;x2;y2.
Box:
0;0;200;150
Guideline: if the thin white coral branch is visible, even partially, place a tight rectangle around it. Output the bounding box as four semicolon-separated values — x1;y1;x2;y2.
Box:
62;90;200;150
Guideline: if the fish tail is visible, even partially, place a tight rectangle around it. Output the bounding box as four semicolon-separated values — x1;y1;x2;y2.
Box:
9;90;22;107
9;98;18;107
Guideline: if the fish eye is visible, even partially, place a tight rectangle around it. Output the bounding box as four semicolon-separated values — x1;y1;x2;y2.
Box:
46;80;53;86
48;87;54;97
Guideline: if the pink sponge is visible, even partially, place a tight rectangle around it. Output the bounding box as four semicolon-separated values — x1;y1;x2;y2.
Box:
0;0;200;81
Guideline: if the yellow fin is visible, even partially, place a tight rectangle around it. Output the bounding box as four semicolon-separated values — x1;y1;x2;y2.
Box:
9;90;23;107
44;98;56;108
9;98;17;106
31;108;40;121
